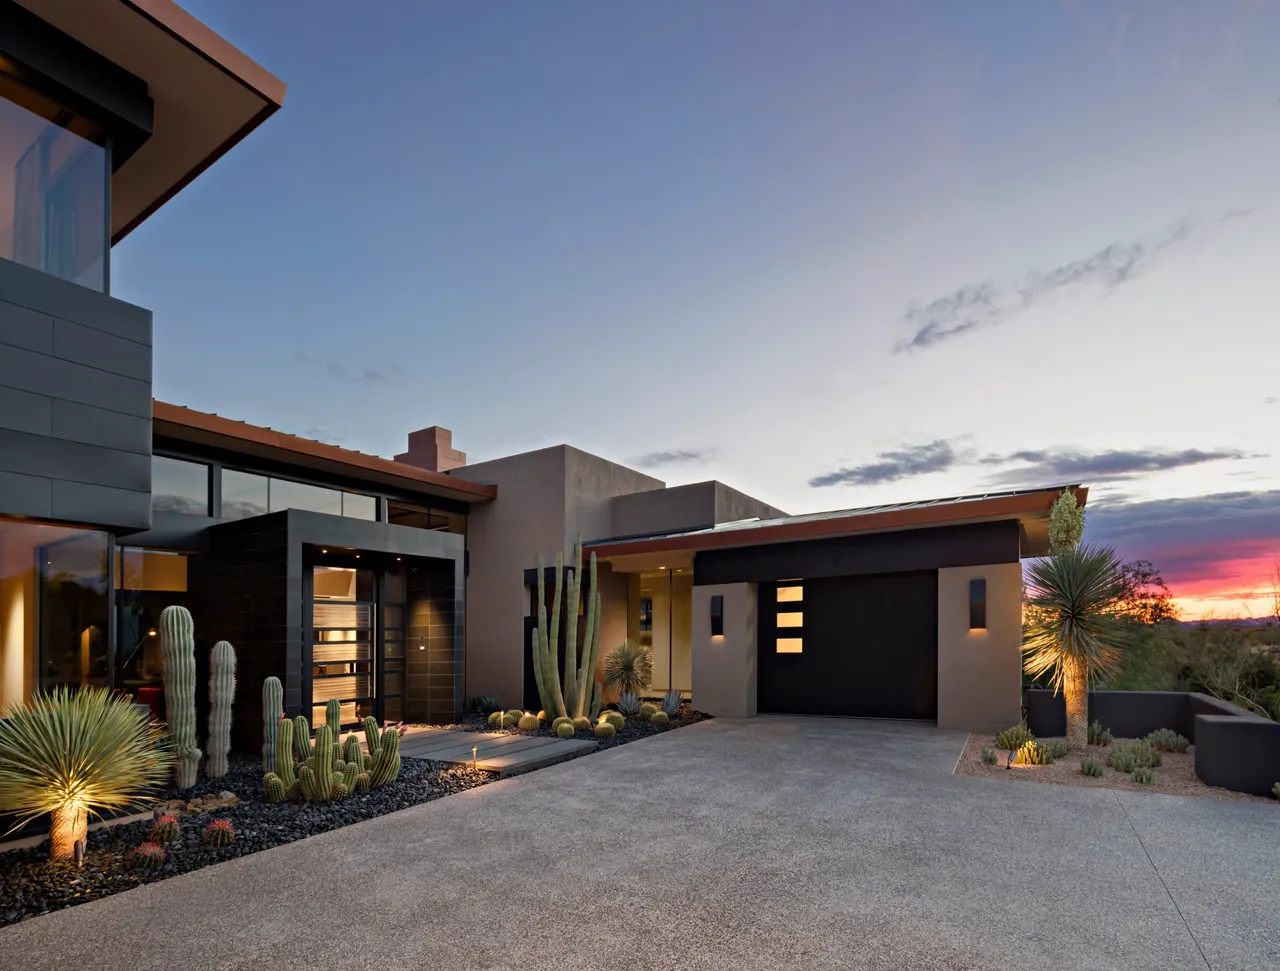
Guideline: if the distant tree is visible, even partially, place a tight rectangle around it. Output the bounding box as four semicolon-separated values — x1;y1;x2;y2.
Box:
1048;488;1085;553
1117;560;1179;626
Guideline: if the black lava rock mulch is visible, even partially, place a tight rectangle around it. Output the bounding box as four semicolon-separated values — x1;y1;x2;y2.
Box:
444;702;711;751
0;755;491;928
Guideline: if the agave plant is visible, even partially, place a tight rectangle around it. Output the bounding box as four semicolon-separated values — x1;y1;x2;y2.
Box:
0;687;174;861
1023;544;1132;751
602;640;653;696
616;691;642;716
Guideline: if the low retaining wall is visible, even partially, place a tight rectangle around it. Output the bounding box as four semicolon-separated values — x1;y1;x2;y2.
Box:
1024;689;1280;797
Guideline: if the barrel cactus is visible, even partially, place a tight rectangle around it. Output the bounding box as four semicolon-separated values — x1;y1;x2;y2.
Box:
505;708;523;722
149;814;180;843
487;711;503;727
593;722;616;739
129;842;166;873
517;714;539;731
555;722;574;738
202;818;236;847
551;716;573;733
638;702;658;720
159;605;200;788
207;640;236;778
572;716;591;733
604;711;625;731
649;711;670;725
262;677;283;771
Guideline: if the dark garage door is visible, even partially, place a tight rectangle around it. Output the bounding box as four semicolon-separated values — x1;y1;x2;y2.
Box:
758;571;938;720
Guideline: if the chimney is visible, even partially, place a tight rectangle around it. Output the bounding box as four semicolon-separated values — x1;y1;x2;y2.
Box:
395;426;466;473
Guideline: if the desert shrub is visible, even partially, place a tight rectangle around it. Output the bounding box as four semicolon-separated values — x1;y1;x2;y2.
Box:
1013;740;1054;766
1080;758;1104;777
1107;739;1161;772
602;641;654;695
149;814;180;843
616;691;642;716
980;748;998;765
1088;720;1113;746
1145;728;1189;752
649;711;669;725
1131;767;1155;785
517;714;539;731
592;722;616;739
994;723;1034;750
555;722;575;738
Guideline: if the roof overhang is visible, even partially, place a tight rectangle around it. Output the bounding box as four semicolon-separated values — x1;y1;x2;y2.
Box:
588;486;1087;566
153;401;497;505
14;0;286;242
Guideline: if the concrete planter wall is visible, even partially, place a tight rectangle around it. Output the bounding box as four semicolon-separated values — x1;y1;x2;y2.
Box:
1024;689;1280;797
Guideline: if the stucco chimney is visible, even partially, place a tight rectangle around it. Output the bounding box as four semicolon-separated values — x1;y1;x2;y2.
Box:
395;426;466;473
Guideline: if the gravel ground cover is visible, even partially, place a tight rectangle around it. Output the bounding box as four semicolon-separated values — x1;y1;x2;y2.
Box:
0;754;491;927
439;702;710;751
955;731;1275;804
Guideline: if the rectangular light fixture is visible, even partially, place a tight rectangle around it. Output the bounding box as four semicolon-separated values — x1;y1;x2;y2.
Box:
969;578;986;630
710;595;724;636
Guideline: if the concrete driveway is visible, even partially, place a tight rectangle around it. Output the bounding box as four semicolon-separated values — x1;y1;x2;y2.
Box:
2;716;1276;971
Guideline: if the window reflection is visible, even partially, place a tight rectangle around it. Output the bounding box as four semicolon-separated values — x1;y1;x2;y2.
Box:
270;478;342;516
151;456;209;517
220;469;268;521
220;469;379;522
386;500;466;535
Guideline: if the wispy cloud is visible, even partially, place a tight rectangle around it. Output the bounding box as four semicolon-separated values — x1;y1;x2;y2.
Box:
894;211;1250;352
294;352;399;384
633;447;719;468
980;447;1251;485
1265;396;1278;405
809;440;957;487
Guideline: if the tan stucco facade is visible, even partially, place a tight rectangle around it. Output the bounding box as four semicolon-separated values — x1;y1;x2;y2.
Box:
690;582;757;719
936;562;1024;732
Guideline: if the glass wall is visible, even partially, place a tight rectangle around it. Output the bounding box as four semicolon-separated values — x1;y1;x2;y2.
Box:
627;569;692;695
310;565;376;727
387;500;465;536
151;456;210;517
115;548;192;718
220;468;376;522
0;72;107;291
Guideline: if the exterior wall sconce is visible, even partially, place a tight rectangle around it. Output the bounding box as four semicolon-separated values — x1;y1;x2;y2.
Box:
709;595;724;637
969;578;986;630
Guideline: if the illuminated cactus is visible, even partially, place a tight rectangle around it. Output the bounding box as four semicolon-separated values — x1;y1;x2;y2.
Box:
262;676;283;771
207;640;236;778
531;538;602;721
160;605;200;788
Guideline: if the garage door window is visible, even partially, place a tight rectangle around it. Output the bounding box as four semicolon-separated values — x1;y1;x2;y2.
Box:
776;582;803;652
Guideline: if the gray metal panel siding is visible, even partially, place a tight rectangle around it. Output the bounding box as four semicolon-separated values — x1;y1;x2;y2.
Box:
0;258;153;530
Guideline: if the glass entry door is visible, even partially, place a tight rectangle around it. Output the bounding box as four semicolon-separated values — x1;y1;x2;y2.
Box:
310;565;375;727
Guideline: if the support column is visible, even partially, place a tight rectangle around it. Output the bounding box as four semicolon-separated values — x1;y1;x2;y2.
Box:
691;582;757;719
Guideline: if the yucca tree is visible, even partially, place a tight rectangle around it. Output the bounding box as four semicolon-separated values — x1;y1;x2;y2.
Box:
0;687;174;861
1023;544;1132;751
602;640;653;696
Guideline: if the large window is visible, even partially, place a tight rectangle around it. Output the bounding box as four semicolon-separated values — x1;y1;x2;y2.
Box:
151;456;210;517
220;468;378;522
386;500;465;535
115;548;192;716
0;72;107;291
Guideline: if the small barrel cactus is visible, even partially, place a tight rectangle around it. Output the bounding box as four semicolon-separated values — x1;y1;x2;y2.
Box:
556;722;575;738
980;747;997;765
500;713;519;728
551;716;573;733
202;818;236;847
129;842;166;873
1080;758;1104;778
505;708;524;722
638;702;658;720
149;814;180;843
536;710;547;721
572;716;591;733
593;722;616;738
649;711;670;725
604;711;625;731
517;714;539;731
487;711;503;727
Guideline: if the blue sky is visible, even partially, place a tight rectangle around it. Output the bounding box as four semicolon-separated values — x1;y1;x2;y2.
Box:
113;1;1280;616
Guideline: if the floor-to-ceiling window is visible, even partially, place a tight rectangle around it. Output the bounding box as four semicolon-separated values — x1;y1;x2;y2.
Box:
115;548;194;718
310;564;376;727
627;569;692;696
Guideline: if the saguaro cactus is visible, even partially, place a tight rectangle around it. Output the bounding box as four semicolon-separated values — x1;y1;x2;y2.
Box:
159;605;200;788
206;640;236;778
530;537;602;720
262;676;283;771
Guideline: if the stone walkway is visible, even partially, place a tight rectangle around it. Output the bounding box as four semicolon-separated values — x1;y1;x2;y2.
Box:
398;725;597;776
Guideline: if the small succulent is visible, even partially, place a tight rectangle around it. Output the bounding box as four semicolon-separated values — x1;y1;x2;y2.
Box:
994;723;1034;750
1088;720;1113;746
1108;739;1161;770
149;814;180;843
129;842;166;873
1012;740;1054;766
517;714;539;731
202;818;236;847
555;722;575;738
593;722;616;739
661;690;682;716
1044;740;1067;760
469;695;500;714
1145;728;1189;753
1080;758;1104;778
1131;767;1155;785
616;691;642;716
551;716;573;733
980;747;998;765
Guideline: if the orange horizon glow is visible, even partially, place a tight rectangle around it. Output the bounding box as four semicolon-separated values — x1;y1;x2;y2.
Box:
1162;549;1279;623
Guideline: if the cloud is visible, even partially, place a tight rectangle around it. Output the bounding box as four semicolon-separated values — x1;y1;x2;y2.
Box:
894;211;1249;352
980;447;1251;485
809;440;958;487
633;448;718;468
294;352;399;384
1265;396;1278;405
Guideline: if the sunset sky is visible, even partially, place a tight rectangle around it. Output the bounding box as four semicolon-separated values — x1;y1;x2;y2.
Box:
110;1;1280;621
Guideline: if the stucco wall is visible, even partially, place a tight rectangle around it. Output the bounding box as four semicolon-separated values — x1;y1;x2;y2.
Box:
609;479;788;540
691;582;757;719
936;562;1023;731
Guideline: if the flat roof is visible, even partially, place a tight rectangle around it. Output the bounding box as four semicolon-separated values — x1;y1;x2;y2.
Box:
153;401;497;504
16;0;287;242
587;485;1086;563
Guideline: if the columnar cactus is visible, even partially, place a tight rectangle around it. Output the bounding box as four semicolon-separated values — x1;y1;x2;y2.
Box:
342;734;364;768
264;716;298;802
262;677;283;771
368;726;400;787
363;715;382;760
326;697;342;738
207;640;236;778
530;538;602;721
159;605;200;788
293;715;313;761
298;726;350;801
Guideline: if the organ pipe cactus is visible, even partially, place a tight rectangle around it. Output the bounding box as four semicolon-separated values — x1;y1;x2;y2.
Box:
293;715;313;761
206;640;236;778
159;605;200;788
262;677;283;771
368;727;400;787
530;537;602;720
326;697;342;738
298;726;349;801
264;716;299;802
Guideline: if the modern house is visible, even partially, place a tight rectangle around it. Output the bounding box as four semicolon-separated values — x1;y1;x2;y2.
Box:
0;0;1086;752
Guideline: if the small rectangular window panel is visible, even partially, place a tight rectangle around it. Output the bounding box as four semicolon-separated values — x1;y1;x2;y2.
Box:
776;637;803;654
969;578;987;630
777;612;803;628
777;585;803;603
